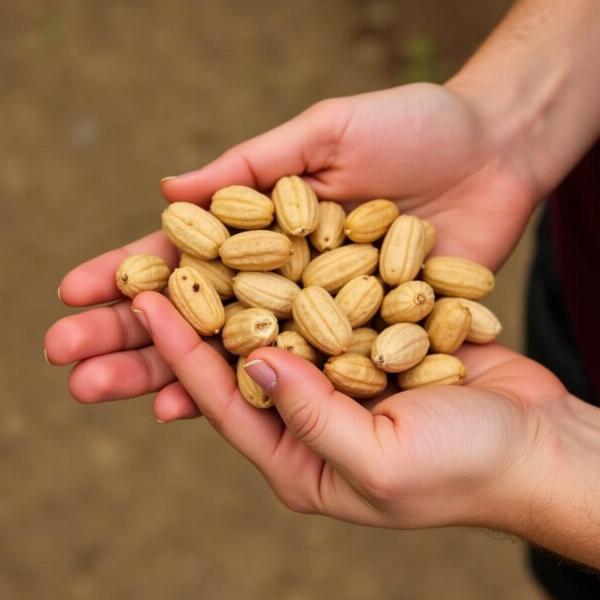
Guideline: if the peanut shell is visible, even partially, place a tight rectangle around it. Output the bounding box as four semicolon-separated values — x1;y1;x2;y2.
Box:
425;299;471;354
335;275;384;328
219;230;292;271
272;175;318;236
347;327;378;357
371;323;430;373
210;185;274;229
309;201;346;252
422;256;495;299
238;357;273;409
232;271;300;319
324;353;387;398
179;254;234;299
222;308;279;356
381;280;435;324
162;202;229;259
344;199;399;243
292;286;352;356
168;267;225;335
436;298;502;344
275;331;321;365
116;254;170;298
273;224;311;282
398;354;467;389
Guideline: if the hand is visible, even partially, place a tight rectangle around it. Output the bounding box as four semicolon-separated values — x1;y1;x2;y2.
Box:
45;82;536;411
126;291;585;546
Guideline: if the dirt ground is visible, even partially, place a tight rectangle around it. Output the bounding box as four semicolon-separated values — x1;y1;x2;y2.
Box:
2;0;544;598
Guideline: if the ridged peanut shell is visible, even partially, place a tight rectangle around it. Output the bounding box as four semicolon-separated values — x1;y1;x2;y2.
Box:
425;300;471;354
232;271;300;319
222;308;279;356
210;185;274;229
324;353;387;398
422;256;495;299
398;354;467;389
273;224;311;282
371;323;430;373
115;254;170;298
162;202;229;259
275;331;321;365
347;327;378;357
379;215;426;285
179;254;234;299
381;281;435;324
168;267;225;335
344;199;399;243
219;230;293;271
421;219;436;256
272;175;318;236
292;286;352;356
309;201;346;252
436;298;502;343
302;244;379;292
237;357;272;409
335;275;384;328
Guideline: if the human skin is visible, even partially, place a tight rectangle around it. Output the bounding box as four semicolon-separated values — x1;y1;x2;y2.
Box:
46;0;600;567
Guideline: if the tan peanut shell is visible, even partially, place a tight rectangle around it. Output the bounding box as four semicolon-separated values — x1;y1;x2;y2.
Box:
222;308;279;356
425;300;471;354
218;230;293;271
398;354;467;389
224;301;246;323
347;327;378;357
335;275;384;328
309;201;346;252
292;286;352;356
302;244;379;292
381;280;435;324
168;267;225;335
379;215;426;285
232;272;300;319
436;298;502;343
273;224;311;282
371;323;430;373
421;219;436;256
162;202;229;260
422;256;495;299
179;254;234;299
272;175;319;236
210;185;274;229
237;357;273;409
344;199;399;243
324;353;387;398
115;254;170;298
275;331;320;365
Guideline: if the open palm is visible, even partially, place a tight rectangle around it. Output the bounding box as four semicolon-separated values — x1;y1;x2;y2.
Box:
119;291;568;531
46;82;537;414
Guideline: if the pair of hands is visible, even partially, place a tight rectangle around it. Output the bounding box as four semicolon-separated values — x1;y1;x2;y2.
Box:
45;83;570;535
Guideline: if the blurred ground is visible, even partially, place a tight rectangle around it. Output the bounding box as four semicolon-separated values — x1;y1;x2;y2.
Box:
1;0;543;598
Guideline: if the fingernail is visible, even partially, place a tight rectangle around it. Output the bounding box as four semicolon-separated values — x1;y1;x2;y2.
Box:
57;286;63;304
155;418;166;424
44;347;52;365
243;359;277;392
161;176;177;184
132;307;151;333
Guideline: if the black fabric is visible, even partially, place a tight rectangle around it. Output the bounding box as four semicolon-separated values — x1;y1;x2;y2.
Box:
525;208;600;598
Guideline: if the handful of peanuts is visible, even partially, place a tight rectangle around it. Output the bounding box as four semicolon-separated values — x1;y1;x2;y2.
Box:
115;176;501;408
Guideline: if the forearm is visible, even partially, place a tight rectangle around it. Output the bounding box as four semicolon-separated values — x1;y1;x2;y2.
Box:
447;0;600;198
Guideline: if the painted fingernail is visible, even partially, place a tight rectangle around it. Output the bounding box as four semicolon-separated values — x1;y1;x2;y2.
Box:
160;176;177;184
132;307;151;333
243;359;277;392
57;286;63;304
44;347;52;365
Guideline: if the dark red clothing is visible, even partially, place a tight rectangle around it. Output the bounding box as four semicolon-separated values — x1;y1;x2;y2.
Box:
549;142;600;402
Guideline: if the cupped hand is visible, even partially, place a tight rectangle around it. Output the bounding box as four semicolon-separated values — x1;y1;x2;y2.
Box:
46;82;536;410
123;291;568;531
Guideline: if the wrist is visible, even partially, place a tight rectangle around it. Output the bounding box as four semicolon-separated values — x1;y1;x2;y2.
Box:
493;395;600;568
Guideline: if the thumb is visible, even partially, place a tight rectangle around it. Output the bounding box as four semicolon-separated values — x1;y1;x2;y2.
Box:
244;347;377;477
160;100;345;204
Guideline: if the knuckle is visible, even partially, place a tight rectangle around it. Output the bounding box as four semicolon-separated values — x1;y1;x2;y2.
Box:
285;401;327;445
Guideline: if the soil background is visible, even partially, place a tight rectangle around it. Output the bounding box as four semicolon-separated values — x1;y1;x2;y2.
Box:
2;1;544;598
